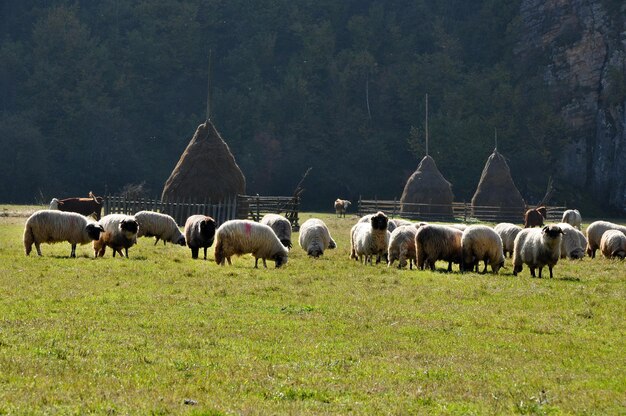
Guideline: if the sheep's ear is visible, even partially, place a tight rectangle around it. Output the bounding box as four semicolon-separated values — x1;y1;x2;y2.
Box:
542;225;548;233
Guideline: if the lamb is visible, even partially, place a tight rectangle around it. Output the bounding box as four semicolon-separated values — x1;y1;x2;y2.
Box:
49;192;104;220
512;225;563;278
460;225;505;274
93;214;139;258
561;209;582;230
334;199;351;218
184;215;216;259
298;218;337;257
23;210;104;257
494;223;522;258
351;211;390;264
556;222;587;259
414;224;463;272
260;213;292;249
214;220;288;268
585;220;626;258
600;230;626;259
134;211;186;246
387;225;418;269
524;206;547;228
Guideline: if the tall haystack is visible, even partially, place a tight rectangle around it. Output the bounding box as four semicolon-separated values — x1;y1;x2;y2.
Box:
471;150;525;221
161;120;245;202
400;155;454;218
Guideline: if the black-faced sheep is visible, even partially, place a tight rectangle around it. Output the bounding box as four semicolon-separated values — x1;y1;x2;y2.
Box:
260;213;292;249
513;225;563;278
298;218;336;258
134;211;186;246
214;220;288;268
561;209;582;230
414;224;463;272
387;225;417;269
585;221;626;258
600;230;626;259
351;211;390;264
524;206;547;228
93;214;139;258
184;215;216;260
49;192;104;220
494;223;522;258
23;210;104;257
334;199;351;218
460;225;505;274
556;222;587;260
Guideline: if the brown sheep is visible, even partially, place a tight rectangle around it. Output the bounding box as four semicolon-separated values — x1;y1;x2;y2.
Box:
524;206;547;228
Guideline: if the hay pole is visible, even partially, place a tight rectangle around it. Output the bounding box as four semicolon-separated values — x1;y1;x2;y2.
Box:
206;49;212;121
494;127;498;152
425;93;429;156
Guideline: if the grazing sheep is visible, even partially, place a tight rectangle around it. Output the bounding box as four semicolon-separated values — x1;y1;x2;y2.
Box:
334;199;351;218
351;211;390;264
93;214;139;258
600;230;626;259
184;215;216;260
524;206;547;228
299;218;337;257
49;192;104;220
214;220;288;268
561;209;582;230
389;219;414;232
585;220;626;258
556;222;587;259
494;223;523;258
387;225;418;269
444;223;467;232
260;213;292;249
23;210;104;257
513;225;563;278
414;224;463;272
134;211;186;246
461;225;505;274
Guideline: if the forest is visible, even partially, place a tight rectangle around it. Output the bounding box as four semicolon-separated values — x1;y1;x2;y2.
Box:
1;1;574;209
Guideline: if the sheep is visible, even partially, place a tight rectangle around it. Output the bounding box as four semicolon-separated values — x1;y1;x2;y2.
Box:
524;206;547;228
512;225;563;278
351;211;390;264
389;218;414;231
134;211;186;246
414;224;463;272
600;230;626;259
444;223;467;232
298;218;337;257
23;210;104;257
214;220;288;268
49;192;104;220
561;209;582;230
585;220;626;258
184;215;216;260
556;222;587;259
387;225;418;269
460;225;505;274
494;223;523;258
93;214;139;258
334;199;351;218
260;213;292;249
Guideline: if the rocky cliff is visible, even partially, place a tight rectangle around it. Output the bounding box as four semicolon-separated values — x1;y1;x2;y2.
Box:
516;0;626;213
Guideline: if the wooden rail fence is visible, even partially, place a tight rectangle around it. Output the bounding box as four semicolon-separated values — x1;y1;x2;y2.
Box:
237;194;300;230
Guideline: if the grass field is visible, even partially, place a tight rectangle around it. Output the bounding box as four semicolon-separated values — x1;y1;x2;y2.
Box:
0;206;624;414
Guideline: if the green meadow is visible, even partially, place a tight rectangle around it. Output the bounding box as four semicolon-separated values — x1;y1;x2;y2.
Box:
0;206;624;415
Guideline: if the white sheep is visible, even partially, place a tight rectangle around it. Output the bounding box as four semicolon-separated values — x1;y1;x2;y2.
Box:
184;215;216;260
23;210;104;257
494;223;522;258
351;211;390;264
214;220;288;268
461;225;505;274
556;222;587;259
513;225;563;278
134;210;185;246
585;221;626;258
298;218;336;257
334;199;351;218
93;214;139;258
414;224;463;272
387;225;418;269
561;209;582;230
600;230;626;259
260;213;292;249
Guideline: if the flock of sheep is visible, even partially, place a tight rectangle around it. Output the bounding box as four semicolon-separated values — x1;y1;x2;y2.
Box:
21;200;626;277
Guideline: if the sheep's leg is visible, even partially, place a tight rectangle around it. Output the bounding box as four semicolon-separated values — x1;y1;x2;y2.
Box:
428;260;436;271
530;267;536;278
162;240;166;246
154;238;159;246
447;261;452;272
409;259;413;270
226;257;232;265
191;247;199;259
548;265;554;278
70;244;77;258
482;261;488;274
538;267;543;278
35;243;42;256
203;247;207;260
254;258;259;268
263;258;267;268
125;248;129;258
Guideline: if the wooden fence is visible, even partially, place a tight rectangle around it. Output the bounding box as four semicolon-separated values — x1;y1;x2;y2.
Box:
358;197;566;223
237;194;301;230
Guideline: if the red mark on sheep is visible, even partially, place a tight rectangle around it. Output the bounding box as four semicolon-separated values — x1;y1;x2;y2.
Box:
245;222;252;237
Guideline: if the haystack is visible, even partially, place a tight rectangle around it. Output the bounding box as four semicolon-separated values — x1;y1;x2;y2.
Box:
471;150;525;221
161;120;245;202
400;155;454;218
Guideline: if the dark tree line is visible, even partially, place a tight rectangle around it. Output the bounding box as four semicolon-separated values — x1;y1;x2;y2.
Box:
0;0;568;209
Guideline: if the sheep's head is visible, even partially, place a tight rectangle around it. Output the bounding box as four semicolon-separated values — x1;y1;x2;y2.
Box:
274;253;288;268
200;218;216;240
370;211;388;231
569;248;585;259
176;235;186;246
86;223;105;241
306;242;324;258
49;198;61;210
492;260;505;274
120;219;139;238
542;225;563;239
